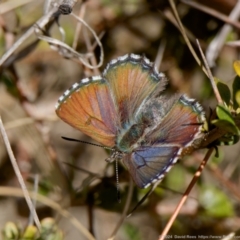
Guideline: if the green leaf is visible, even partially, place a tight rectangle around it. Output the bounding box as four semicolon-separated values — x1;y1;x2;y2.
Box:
40;218;63;240
233;60;240;77
212;105;240;135
199;185;234;217
216;105;239;135
232;75;240;109
211;105;240;145
235;90;240;107
215;78;231;105
211;119;239;135
22;225;38;239
2;222;20;240
216;105;235;124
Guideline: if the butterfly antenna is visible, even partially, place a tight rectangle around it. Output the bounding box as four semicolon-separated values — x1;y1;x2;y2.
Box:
115;159;121;203
61;136;114;151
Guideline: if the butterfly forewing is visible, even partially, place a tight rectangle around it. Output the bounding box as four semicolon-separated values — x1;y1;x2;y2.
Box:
103;54;167;125
56;77;118;147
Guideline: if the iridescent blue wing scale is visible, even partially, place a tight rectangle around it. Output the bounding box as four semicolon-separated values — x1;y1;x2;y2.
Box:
122;146;180;188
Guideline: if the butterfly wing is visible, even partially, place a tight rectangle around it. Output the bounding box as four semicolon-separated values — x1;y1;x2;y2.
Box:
144;95;205;146
122;146;180;188
55;77;118;147
103;54;167;125
122;95;205;188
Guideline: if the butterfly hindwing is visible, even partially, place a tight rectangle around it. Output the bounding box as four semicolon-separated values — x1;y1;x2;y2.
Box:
122;145;180;188
122;95;205;188
56;77;118;147
144;95;204;146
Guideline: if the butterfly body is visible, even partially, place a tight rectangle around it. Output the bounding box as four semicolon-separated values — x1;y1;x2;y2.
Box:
56;54;205;188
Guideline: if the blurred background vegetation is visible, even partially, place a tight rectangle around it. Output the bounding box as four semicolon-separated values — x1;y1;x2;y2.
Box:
0;0;240;239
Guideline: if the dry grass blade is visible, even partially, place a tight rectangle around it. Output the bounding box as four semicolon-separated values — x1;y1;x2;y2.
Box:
0;6;58;67
226;41;240;47
155;39;166;71
206;0;240;67
34;25;91;61
72;1;87;50
34;12;104;69
181;0;240;29
0;0;34;14
71;12;104;68
29;174;39;226
82;27;101;75
196;39;223;104
0;117;41;230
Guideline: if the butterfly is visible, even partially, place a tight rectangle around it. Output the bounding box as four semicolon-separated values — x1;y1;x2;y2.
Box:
55;54;205;188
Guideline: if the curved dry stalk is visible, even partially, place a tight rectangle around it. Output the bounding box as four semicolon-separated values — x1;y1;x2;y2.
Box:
34;26;91;61
158;148;214;240
181;0;240;29
0;187;95;240
155;39;166;71
168;0;208;76
72;1;87;49
0;0;34;14
34;12;104;69
71;12;104;68
0;6;58;67
206;0;240;67
0;117;41;230
82;27;101;75
0;0;80;68
4;117;35;129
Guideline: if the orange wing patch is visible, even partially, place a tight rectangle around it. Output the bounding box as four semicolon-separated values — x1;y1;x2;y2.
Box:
56;78;118;147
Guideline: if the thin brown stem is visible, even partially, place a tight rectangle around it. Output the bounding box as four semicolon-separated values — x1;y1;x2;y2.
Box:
72;2;87;50
168;0;208;76
159;148;214;240
196;39;223;104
